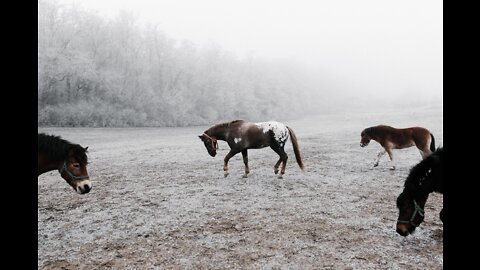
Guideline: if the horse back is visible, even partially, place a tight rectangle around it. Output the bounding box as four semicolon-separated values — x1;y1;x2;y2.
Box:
372;126;417;148
225;121;270;149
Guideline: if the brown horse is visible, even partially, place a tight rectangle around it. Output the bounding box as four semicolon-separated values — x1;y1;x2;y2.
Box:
38;133;92;194
360;125;435;170
199;120;304;178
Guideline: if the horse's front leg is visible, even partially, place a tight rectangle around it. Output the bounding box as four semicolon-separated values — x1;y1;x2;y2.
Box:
374;150;386;167
224;150;238;178
241;149;249;178
386;149;395;170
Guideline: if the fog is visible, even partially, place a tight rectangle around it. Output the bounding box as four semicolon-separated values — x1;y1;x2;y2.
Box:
39;0;442;127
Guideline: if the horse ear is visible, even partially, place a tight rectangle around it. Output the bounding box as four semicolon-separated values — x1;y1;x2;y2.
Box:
198;135;203;140
84;146;89;151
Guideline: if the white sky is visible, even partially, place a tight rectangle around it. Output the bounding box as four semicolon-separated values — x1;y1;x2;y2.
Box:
57;0;442;102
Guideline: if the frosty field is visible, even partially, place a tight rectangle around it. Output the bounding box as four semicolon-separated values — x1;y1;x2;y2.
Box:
38;106;443;269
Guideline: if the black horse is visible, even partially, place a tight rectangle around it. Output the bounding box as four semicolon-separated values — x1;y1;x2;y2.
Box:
38;133;92;194
199;120;304;178
396;147;443;236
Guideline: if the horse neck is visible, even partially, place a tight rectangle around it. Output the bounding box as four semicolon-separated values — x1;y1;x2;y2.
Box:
368;127;380;140
207;124;228;141
37;153;63;176
405;173;435;197
404;184;430;202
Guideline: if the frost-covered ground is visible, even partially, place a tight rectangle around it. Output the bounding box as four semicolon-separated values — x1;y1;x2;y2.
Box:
38;105;443;269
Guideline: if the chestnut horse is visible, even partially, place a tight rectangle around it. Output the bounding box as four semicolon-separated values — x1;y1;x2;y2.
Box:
199;120;304;178
360;125;435;170
396;147;443;236
38;133;92;194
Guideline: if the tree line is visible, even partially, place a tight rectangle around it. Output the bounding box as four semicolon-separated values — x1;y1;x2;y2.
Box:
38;0;320;127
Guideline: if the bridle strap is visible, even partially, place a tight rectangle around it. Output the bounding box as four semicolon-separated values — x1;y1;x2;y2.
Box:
397;199;425;227
59;161;89;182
203;133;218;150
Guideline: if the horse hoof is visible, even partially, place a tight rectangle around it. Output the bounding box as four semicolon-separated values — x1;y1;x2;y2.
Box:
389;167;396;170
224;173;229;177
278;175;283;179
242;174;248;178
373;163;379;167
274;170;279;175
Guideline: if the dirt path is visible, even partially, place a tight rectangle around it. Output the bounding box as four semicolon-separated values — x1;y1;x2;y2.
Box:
38;106;443;269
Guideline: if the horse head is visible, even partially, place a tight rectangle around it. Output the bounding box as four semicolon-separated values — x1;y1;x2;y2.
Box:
199;133;218;157
396;190;428;236
395;148;443;236
59;146;91;194
360;128;372;147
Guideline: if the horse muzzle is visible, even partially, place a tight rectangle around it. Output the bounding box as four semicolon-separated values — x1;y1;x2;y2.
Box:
75;179;92;194
396;223;415;236
360;142;368;147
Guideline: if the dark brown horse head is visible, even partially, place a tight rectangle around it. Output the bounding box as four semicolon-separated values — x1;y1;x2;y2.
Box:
395;191;428;236
199;134;218;157
395;148;443;236
59;146;92;194
360;127;372;147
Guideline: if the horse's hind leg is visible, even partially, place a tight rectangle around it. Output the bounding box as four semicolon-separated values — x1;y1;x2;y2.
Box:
374;150;386;167
418;145;432;159
280;154;288;178
271;145;288;179
241;149;249;178
274;158;282;174
278;149;288;179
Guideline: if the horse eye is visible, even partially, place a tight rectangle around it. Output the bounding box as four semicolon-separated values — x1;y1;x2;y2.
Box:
73;163;80;168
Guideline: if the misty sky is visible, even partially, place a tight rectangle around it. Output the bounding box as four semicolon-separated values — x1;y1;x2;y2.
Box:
57;0;442;103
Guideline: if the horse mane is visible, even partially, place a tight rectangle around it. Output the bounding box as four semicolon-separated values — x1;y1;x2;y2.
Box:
369;125;390;131
404;147;443;195
206;120;245;134
38;133;88;164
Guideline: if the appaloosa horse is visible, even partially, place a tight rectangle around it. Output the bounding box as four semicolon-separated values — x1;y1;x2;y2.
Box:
396;147;443;236
199;120;304;178
360;125;435;170
38;133;92;194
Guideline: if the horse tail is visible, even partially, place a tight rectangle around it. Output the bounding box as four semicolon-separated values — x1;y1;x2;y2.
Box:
430;133;435;152
287;126;304;171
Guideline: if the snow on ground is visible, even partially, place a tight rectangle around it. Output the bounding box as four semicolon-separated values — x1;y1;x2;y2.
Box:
38;105;443;269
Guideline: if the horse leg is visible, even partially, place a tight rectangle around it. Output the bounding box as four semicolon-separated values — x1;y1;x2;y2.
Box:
224;150;239;178
271;145;287;178
280;154;288;178
274;158;282;174
374;150;386;167
418;145;432;159
241;149;249;178
277;148;288;179
386;149;395;170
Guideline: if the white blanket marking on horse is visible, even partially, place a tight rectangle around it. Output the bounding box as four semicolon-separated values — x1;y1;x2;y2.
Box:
255;121;289;144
